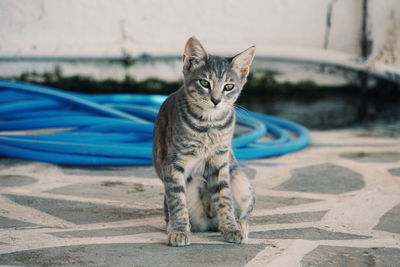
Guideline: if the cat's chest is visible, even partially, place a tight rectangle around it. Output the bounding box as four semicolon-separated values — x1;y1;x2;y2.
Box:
174;105;234;154
197;128;230;152
187;114;233;146
182;133;228;179
202;128;225;149
176;126;230;160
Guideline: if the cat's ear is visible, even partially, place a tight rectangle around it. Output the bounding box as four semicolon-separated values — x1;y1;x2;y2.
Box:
230;46;256;79
183;37;208;72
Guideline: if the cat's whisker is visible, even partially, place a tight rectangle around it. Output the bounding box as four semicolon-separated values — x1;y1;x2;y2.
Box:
234;104;252;120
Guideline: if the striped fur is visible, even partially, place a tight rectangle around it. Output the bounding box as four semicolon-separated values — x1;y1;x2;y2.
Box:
152;37;256;246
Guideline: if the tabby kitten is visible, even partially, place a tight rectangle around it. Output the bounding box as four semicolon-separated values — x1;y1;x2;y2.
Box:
152;37;255;247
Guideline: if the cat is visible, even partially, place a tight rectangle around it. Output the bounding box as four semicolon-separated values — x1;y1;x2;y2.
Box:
152;37;256;247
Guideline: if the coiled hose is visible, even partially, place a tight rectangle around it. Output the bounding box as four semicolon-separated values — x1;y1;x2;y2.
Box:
0;79;310;165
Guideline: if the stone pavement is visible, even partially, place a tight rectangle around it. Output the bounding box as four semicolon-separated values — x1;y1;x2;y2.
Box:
0;130;399;266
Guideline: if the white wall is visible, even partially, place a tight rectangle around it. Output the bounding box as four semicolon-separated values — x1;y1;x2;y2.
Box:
0;0;363;57
0;0;398;66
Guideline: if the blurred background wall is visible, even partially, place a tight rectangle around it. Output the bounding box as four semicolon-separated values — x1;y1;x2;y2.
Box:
0;0;398;62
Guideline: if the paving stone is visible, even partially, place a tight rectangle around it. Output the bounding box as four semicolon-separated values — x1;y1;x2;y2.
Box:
340;151;400;163
0;216;36;229
312;143;395;148
301;245;400;267
0;158;30;170
250;210;327;225
60;165;157;178
255;195;320;210
243;161;282;168
374;204;400;234
4;194;163;225
249;227;371;240
49;225;162;238
0;243;266;267
47;182;163;206
388;168;400;176
242;167;257;180
274;163;365;194
0;175;37;187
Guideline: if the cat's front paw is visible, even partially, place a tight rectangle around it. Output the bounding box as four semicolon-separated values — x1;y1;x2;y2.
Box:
168;231;191;247
222;229;245;244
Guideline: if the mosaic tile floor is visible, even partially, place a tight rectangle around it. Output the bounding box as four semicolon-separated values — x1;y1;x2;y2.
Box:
0;130;399;266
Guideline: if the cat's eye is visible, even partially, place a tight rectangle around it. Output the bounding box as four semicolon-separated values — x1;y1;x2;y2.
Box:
199;79;210;88
224;84;235;91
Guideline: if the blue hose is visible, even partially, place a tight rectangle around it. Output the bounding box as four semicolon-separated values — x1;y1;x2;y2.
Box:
0;79;310;165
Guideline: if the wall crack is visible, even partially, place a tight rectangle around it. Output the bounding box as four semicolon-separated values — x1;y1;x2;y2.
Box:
323;0;338;50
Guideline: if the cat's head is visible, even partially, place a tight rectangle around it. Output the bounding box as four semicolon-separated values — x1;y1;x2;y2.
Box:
182;37;255;111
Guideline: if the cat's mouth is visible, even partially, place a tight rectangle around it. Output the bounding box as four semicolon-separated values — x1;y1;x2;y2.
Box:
209;105;223;111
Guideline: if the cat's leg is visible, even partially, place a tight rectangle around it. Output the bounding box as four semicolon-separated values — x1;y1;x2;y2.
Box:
163;165;191;246
207;157;244;244
163;196;169;224
230;165;255;243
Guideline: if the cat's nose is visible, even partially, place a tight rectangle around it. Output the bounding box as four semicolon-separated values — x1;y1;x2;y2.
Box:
211;97;221;106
